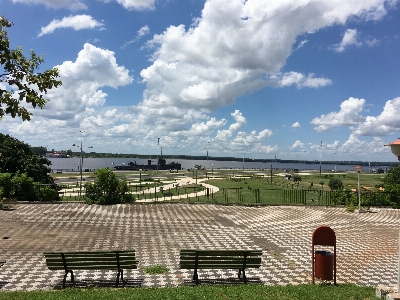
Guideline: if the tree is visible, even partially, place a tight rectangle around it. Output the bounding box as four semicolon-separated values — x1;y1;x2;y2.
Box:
381;165;400;206
0;133;54;184
0;16;61;121
328;178;344;190
84;168;134;205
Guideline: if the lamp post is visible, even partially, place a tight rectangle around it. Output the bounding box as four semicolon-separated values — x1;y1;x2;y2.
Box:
385;138;400;161
72;139;93;200
206;141;210;169
355;165;362;210
243;153;245;170
385;138;400;294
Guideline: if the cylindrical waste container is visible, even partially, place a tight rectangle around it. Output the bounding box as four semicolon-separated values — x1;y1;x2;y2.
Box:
315;250;334;280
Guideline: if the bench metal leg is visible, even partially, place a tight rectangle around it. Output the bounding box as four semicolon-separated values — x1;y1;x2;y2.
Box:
193;268;199;285
63;270;74;289
116;269;123;287
238;268;247;283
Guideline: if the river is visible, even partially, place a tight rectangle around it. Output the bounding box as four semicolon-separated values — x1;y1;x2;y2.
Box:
47;157;390;173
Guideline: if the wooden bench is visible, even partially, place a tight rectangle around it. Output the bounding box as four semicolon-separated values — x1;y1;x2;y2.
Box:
44;250;138;288
179;249;262;285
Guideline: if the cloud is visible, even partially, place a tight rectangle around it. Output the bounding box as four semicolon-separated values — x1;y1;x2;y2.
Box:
121;25;150;49
12;0;87;10
333;29;362;52
291;122;301;129
42;43;133;119
311;96;400;137
353;97;400;136
311;97;366;132
134;0;389;132
290;140;305;150
115;0;155;10
38;15;104;37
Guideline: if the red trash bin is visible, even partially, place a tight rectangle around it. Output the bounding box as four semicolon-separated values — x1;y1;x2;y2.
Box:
315;250;334;280
312;226;336;284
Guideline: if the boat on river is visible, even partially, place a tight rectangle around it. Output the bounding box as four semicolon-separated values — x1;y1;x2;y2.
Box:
114;150;181;171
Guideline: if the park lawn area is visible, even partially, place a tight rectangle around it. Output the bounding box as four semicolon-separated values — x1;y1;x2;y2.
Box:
0;284;376;300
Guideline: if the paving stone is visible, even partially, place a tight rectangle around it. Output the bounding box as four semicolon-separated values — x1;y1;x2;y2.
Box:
0;203;399;290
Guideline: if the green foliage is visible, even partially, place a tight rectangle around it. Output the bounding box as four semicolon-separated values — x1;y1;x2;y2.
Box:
143;264;169;275
380;165;400;207
328;178;344;190
0;16;62;121
0;133;55;184
0;284;376;300
84;168;134;205
35;186;59;202
10;171;34;201
293;175;302;182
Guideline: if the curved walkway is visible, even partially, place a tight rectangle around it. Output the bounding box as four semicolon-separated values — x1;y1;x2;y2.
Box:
59;176;220;202
0;203;399;291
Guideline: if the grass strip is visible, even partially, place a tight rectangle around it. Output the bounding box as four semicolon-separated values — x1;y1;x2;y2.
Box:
0;284;375;300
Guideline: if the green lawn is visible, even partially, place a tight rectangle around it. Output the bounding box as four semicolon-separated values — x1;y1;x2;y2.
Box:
0;284;376;300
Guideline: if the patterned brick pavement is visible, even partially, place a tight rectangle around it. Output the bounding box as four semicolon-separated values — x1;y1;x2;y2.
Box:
0;203;399;290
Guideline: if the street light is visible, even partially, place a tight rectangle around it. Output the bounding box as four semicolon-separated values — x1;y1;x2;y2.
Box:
355;165;362;210
385;138;400;294
206;141;210;168
385;138;400;161
72;140;93;200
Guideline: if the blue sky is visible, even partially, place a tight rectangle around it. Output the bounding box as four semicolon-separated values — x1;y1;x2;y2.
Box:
1;0;400;162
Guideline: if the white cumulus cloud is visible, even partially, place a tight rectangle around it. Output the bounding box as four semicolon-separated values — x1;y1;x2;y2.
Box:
38;15;104;37
311;97;366;132
13;0;87;10
333;29;362;52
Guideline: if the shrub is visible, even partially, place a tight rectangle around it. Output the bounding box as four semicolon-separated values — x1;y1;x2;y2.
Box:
10;172;35;201
293;175;302;183
84;168;134;205
35;186;60;202
328;178;344;190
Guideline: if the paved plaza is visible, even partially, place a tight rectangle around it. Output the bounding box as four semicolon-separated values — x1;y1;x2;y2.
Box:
0;202;399;291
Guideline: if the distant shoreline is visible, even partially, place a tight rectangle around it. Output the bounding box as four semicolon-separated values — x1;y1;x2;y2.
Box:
52;154;399;167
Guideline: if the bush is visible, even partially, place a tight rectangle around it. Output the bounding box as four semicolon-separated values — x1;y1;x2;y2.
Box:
84;168;134;205
293;175;302;183
10;172;35;201
328;178;344;190
35;186;60;202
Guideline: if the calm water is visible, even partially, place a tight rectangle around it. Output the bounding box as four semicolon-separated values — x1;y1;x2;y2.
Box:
47;157;390;172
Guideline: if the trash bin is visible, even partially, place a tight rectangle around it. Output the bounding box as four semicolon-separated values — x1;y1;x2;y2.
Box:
315;250;334;280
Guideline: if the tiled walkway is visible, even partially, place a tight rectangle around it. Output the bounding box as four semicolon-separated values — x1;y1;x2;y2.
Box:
0;203;399;291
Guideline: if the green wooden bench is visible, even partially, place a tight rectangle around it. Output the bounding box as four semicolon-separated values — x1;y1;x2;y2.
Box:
44;250;138;289
179;249;262;285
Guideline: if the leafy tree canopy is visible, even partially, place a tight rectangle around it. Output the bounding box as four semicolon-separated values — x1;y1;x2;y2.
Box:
0;16;61;121
381;165;400;193
84;168;134;205
0;133;54;184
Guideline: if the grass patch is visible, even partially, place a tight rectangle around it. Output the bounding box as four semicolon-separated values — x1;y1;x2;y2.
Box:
0;284;375;300
143;264;169;275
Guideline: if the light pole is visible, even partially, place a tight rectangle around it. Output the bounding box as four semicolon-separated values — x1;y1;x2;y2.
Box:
355;165;362;210
157;138;160;172
319;141;322;176
384;138;400;294
72;137;93;200
206;141;210;168
243;153;245;170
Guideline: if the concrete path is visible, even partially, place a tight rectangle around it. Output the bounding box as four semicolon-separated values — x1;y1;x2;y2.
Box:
59;176;220;201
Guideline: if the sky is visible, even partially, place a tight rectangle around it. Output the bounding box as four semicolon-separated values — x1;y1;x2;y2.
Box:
1;0;400;162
